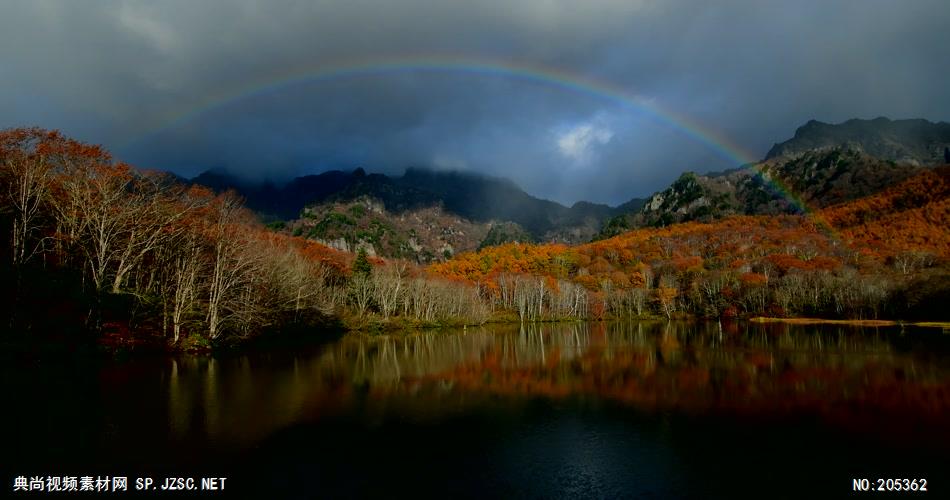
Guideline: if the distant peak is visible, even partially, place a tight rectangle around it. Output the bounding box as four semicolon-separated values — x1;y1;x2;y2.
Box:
767;117;950;162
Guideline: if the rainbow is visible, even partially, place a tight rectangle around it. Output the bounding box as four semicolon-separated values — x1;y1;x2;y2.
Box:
120;54;816;215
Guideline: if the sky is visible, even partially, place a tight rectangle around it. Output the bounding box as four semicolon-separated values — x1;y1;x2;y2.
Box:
2;0;949;206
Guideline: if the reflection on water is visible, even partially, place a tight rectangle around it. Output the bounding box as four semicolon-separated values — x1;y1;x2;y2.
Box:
163;355;318;444
149;321;950;449
5;320;950;494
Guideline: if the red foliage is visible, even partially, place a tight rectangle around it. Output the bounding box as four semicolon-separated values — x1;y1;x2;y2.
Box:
739;272;768;286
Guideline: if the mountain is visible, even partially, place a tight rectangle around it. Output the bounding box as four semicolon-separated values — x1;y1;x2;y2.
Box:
190;167;619;239
191;168;359;220
765;117;950;164
435;166;950;321
394;168;616;241
597;118;950;233
289;196;494;262
621;147;928;228
191;167;641;261
189;116;947;255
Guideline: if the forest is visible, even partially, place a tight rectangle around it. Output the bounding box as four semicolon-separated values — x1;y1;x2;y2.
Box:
432;168;950;322
1;128;948;351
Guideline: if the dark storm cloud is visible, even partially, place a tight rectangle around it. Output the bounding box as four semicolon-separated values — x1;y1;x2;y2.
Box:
2;0;949;204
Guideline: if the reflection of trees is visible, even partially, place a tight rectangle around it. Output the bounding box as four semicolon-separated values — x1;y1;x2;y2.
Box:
154;322;950;446
323;324;597;386
329;322;948;424
162;354;333;445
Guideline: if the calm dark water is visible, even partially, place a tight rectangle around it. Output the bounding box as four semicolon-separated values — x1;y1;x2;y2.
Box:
3;321;950;498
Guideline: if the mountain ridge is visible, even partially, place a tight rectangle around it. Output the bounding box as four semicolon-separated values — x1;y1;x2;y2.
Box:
610;147;930;231
190;166;645;240
766;117;950;163
593;117;950;237
185;116;948;258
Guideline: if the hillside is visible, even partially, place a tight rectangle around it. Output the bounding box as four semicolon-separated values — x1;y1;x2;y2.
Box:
288;196;544;263
289;196;493;262
432;167;950;320
821;166;950;259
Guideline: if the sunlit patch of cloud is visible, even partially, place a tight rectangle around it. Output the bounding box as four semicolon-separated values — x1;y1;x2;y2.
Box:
555;120;614;166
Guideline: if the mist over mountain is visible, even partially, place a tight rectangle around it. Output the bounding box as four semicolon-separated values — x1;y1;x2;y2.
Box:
191;166;636;243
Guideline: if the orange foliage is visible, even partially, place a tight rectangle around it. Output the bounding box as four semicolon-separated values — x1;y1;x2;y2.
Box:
740;272;768;286
820;167;950;258
672;255;704;273
428;167;948;313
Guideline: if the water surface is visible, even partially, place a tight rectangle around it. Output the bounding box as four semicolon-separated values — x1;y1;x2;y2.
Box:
4;321;949;498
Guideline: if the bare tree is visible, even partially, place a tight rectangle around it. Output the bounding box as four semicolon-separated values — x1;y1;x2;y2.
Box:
204;193;261;340
372;261;407;319
0;129;56;266
110;174;196;293
349;273;375;318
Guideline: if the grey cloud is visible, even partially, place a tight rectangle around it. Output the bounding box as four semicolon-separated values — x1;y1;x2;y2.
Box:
1;0;948;205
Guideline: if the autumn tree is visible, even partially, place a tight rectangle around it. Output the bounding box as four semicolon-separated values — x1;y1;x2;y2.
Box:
109;172;196;294
0;128;58;267
655;275;678;319
204;193;261;340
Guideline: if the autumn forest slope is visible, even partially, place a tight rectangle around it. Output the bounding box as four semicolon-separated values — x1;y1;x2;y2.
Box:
431;166;950;320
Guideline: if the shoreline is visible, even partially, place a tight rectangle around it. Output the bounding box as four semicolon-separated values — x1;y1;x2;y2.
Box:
748;317;950;329
5;316;948;360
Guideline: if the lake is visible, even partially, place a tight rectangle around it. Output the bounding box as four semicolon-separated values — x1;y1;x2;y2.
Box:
4;321;950;498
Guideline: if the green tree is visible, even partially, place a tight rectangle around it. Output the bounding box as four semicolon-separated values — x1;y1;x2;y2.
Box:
352;247;372;277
